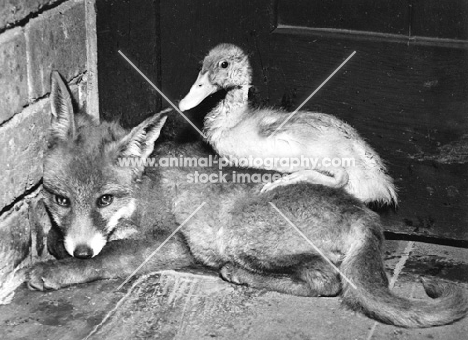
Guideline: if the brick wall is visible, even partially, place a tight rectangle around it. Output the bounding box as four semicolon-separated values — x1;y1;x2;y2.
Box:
0;0;98;304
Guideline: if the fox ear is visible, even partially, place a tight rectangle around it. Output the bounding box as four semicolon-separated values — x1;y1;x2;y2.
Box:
50;71;75;140
118;111;169;161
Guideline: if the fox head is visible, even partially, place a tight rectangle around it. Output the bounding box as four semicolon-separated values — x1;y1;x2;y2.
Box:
44;71;167;259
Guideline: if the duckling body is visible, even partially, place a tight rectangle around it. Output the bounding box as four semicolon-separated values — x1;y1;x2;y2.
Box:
179;44;397;205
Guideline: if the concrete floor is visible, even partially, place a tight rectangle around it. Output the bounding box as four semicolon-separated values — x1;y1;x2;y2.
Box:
0;240;467;340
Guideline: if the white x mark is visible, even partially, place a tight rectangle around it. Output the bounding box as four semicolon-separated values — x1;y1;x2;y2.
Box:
118;50;207;139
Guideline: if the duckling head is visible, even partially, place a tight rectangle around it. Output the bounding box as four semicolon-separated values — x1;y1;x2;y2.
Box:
179;43;251;111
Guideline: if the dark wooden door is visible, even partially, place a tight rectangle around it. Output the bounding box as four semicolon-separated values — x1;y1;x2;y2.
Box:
96;0;161;129
99;0;468;245
266;0;468;245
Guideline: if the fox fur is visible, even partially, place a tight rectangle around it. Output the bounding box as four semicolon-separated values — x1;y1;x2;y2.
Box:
26;71;468;328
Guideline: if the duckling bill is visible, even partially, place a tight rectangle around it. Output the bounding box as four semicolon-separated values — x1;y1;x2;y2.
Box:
179;43;397;206
179;72;219;111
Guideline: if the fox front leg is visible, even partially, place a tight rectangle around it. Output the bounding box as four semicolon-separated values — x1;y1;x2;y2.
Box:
27;236;195;291
27;258;96;291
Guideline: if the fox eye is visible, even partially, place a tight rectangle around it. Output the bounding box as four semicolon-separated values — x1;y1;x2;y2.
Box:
97;194;114;207
220;61;229;68
55;195;70;207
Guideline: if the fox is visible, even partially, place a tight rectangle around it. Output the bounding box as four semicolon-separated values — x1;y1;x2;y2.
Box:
26;71;468;328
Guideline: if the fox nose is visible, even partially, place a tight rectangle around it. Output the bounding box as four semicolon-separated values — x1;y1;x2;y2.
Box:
73;244;94;259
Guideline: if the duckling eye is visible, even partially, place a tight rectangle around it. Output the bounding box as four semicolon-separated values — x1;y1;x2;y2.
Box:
55;195;70;208
97;194;114;208
220;61;229;69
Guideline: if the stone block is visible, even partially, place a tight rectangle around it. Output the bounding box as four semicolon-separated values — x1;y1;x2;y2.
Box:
0;0;61;30
0;99;50;209
0;27;28;124
0;198;31;304
26;0;86;100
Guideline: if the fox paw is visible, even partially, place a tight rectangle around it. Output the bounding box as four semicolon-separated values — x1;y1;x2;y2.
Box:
26;262;62;291
220;263;245;285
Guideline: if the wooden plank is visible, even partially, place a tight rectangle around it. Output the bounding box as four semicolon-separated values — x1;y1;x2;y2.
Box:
277;0;409;35
266;27;468;242
411;0;468;40
96;0;161;128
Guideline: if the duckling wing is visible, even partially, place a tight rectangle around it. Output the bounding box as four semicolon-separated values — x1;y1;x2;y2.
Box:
256;109;360;141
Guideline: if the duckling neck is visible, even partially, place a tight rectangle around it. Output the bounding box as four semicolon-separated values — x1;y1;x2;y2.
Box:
204;85;249;145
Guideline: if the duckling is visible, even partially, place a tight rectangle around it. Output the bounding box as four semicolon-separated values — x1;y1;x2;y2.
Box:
179;43;397;206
